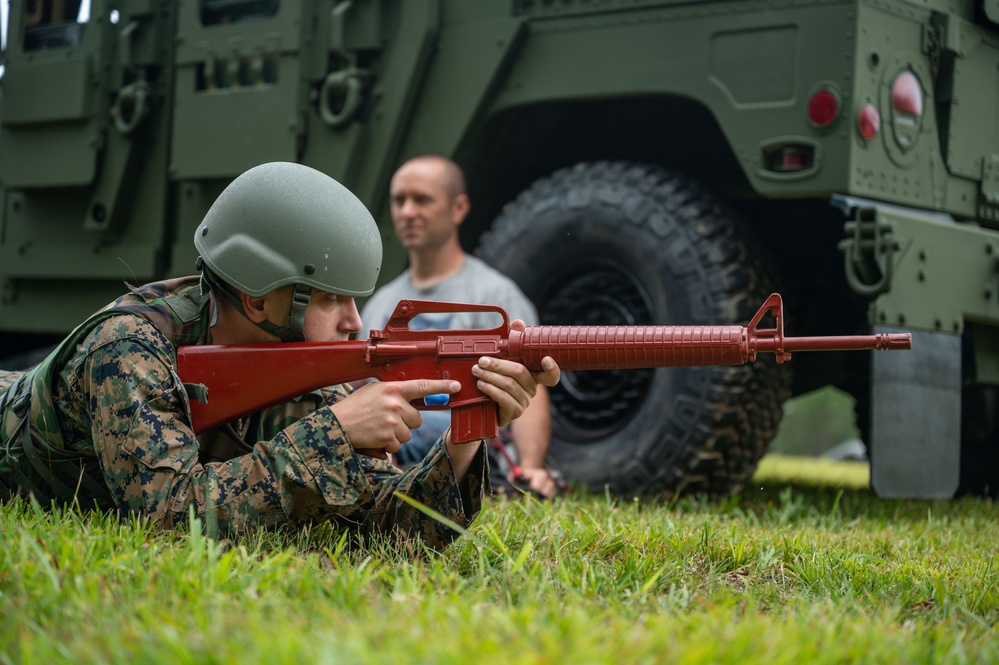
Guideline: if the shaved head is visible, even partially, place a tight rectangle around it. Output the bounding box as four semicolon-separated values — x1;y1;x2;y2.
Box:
400;154;467;201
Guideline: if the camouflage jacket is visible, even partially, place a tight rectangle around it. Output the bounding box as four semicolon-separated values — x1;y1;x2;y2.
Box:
0;277;487;547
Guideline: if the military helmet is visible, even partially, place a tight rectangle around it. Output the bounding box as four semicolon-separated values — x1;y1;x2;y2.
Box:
194;162;382;297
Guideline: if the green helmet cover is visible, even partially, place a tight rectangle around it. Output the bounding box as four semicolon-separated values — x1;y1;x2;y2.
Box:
195;162;382;298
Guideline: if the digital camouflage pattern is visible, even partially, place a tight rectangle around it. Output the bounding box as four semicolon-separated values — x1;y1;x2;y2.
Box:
0;277;486;548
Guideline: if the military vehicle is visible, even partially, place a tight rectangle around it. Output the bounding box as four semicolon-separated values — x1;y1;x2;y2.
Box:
2;0;997;499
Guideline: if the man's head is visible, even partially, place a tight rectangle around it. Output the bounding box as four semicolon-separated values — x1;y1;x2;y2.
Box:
389;155;470;254
195;162;382;342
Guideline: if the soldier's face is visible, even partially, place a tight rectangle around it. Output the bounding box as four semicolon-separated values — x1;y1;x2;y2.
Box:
258;286;361;342
301;290;361;342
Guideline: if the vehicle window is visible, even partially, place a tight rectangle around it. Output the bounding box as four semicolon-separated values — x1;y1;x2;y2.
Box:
22;0;89;51
201;0;279;26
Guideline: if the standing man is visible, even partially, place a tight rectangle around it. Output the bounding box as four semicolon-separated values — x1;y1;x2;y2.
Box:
0;162;560;548
360;155;558;497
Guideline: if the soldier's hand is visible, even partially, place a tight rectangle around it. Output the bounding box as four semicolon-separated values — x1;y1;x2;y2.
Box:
332;379;461;458
472;319;560;428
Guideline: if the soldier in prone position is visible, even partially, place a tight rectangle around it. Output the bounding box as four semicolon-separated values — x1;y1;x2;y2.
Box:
0;162;560;548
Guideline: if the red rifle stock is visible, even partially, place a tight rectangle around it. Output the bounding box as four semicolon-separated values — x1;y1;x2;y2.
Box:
176;293;912;442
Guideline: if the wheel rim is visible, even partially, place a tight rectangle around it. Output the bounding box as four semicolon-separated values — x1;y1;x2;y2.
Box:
540;261;656;441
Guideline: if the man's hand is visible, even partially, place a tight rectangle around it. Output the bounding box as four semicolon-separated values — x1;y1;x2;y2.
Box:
444;320;560;481
517;466;558;498
333;379;461;458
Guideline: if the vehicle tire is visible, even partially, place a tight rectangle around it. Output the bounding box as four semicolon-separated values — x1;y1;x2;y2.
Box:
476;161;791;497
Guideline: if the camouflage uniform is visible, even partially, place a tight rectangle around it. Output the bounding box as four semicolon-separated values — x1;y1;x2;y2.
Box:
0;277;486;548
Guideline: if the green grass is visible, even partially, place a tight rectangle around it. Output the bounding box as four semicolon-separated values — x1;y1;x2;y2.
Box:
769;387;861;457
1;459;996;664
755;453;871;489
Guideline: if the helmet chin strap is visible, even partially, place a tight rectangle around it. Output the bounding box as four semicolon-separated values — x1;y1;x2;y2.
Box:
259;284;311;342
199;263;310;342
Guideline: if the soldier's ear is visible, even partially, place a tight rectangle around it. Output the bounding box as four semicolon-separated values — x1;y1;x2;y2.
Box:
240;292;269;323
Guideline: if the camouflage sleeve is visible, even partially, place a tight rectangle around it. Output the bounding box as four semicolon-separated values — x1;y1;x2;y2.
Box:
246;382;489;548
355;439;489;549
0;370;21;395
77;317;486;545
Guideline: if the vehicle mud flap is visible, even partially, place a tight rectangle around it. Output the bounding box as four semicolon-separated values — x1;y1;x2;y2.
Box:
871;327;960;498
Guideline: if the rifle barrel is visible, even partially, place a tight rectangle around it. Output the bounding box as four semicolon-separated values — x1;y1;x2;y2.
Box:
769;334;913;353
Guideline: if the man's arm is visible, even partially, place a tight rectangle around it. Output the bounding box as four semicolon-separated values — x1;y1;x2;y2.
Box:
509;385;557;496
510;385;550;468
466;330;560;496
487;280;557;494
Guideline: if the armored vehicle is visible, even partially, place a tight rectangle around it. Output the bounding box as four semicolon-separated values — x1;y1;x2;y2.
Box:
2;0;997;498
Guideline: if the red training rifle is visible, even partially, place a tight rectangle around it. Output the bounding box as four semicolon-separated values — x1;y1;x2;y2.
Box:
177;294;912;441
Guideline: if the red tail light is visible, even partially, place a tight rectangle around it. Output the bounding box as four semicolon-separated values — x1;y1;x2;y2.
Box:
808;88;840;128
892;71;923;116
891;70;923;149
858;103;880;142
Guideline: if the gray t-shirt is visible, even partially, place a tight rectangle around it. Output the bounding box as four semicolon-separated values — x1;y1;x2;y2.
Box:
359;255;539;464
359;255;538;338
